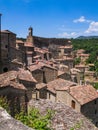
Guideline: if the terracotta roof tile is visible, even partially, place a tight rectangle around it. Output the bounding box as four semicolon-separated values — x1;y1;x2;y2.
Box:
58;45;73;49
18;69;37;83
28;61;57;72
36;83;47;89
0;81;26;90
69;85;98;105
47;78;77;94
0;71;17;84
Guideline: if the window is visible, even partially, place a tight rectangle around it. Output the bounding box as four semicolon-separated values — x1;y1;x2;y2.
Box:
96;122;98;127
3;67;8;72
5;45;8;48
95;109;97;114
49;93;51;99
71;100;75;109
95;100;97;104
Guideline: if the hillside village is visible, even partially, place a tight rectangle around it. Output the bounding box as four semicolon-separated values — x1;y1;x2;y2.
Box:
0;27;98;129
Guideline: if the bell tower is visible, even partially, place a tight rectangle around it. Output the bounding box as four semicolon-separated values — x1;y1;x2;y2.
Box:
26;27;34;46
29;26;33;36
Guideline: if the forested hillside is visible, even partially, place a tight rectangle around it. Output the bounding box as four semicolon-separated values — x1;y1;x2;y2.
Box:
72;38;98;72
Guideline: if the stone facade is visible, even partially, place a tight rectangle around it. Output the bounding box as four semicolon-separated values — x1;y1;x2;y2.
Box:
56;85;98;127
0;30;16;73
31;69;44;83
0;84;26;116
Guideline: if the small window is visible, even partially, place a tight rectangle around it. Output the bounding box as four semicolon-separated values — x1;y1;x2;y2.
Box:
96;122;98;127
95;100;97;104
3;67;8;72
5;45;8;48
49;93;51;99
71;100;75;109
95;110;97;114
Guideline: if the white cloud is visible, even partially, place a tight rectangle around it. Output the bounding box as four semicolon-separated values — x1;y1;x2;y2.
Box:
58;32;77;38
73;16;91;23
85;21;98;33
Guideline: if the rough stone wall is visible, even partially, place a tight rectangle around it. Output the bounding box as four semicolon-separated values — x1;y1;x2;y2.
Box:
32;69;43;83
47;91;56;102
19;80;36;101
36;88;47;99
56;90;81;112
43;67;58;83
58;72;71;81
58;59;74;69
81;99;98;127
0;87;26;116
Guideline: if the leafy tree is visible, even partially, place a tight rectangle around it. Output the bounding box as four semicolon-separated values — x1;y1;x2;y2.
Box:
0;96;10;113
74;57;81;65
15;108;54;130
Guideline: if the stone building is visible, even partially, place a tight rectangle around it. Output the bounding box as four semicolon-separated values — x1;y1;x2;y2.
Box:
47;78;77;102
70;68;81;84
55;57;74;69
0;69;37;116
0;30;16;73
28;61;58;83
56;84;98;127
58;45;73;58
34;47;51;61
58;70;71;81
36;83;47;99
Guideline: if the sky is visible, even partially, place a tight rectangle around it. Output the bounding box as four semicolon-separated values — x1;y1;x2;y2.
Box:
0;0;98;38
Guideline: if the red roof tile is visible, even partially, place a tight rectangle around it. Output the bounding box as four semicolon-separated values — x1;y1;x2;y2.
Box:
47;78;76;94
69;85;98;105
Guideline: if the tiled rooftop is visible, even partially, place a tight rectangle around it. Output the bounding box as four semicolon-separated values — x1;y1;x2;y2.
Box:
36;83;47;89
58;45;73;49
47;78;77;93
0;69;37;89
28;61;57;72
18;69;37;83
70;85;98;105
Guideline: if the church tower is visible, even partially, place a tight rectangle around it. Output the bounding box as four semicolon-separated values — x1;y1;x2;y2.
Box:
26;27;34;46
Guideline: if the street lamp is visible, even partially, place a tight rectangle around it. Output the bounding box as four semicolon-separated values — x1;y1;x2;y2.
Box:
0;13;2;62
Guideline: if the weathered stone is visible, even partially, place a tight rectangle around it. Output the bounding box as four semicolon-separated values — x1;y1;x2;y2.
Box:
28;99;98;130
0;107;34;130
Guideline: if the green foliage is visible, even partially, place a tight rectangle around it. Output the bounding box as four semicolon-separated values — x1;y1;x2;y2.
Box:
0;96;10;113
74;57;81;65
70;120;83;130
15;108;54;130
92;83;98;90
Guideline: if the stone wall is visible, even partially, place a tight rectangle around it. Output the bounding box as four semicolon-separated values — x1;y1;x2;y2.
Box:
19;80;36;102
0;87;26;116
56;90;81;112
43;67;57;83
81;99;98;127
32;69;43;83
58;72;71;81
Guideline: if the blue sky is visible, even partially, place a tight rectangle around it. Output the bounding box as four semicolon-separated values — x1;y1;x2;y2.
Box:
0;0;98;38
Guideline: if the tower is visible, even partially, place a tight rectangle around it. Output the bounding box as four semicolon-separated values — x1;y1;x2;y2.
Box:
29;26;33;36
26;27;34;46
